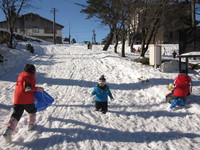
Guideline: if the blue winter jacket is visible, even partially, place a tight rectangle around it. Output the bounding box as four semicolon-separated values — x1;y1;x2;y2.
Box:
91;84;113;102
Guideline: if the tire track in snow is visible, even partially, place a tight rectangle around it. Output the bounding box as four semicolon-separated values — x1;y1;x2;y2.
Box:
35;46;156;146
40;48;115;141
35;47;87;142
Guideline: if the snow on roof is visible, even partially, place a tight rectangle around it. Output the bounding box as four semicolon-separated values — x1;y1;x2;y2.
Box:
180;51;200;56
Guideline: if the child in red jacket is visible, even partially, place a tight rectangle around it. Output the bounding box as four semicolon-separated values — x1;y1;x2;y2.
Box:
166;70;192;108
3;64;44;143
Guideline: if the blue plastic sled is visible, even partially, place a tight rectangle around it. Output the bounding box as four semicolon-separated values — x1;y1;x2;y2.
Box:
34;91;54;111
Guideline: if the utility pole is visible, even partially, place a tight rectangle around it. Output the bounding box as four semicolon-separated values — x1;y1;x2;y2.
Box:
191;0;196;52
92;30;96;44
51;8;56;44
192;0;195;27
69;23;71;44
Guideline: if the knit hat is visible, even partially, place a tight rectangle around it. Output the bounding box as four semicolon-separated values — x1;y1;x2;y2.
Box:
24;64;36;74
99;75;106;83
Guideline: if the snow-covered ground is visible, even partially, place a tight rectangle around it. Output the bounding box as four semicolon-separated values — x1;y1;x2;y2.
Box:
0;42;200;150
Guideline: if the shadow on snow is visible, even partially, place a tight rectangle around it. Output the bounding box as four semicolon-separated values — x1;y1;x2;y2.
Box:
0;103;12;110
17;117;200;149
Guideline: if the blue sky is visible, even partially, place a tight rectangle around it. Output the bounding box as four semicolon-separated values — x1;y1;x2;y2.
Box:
0;0;110;43
1;1;199;43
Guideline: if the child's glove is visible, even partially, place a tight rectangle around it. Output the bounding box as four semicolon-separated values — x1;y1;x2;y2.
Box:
167;83;174;90
37;87;44;92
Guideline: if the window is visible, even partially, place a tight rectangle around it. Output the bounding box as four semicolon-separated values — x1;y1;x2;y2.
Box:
32;27;39;33
44;28;53;34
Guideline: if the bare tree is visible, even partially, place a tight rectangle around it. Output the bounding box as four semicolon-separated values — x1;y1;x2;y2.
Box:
135;0;172;57
166;0;200;54
135;0;200;56
0;0;32;48
79;0;199;57
78;0;120;51
116;0;136;57
128;2;142;52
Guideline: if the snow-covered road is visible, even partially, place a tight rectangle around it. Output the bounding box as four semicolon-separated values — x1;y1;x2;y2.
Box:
0;42;200;150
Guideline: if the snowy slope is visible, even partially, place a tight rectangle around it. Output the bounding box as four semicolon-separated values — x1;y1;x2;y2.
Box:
0;42;200;150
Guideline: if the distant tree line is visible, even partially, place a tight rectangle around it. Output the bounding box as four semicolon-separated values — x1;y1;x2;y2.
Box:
77;0;200;57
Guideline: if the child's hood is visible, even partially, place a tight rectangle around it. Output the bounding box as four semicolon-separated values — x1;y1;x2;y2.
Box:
176;74;191;85
19;72;35;79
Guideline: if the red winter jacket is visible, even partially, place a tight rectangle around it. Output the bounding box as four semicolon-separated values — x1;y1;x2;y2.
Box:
173;74;192;97
14;72;38;104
